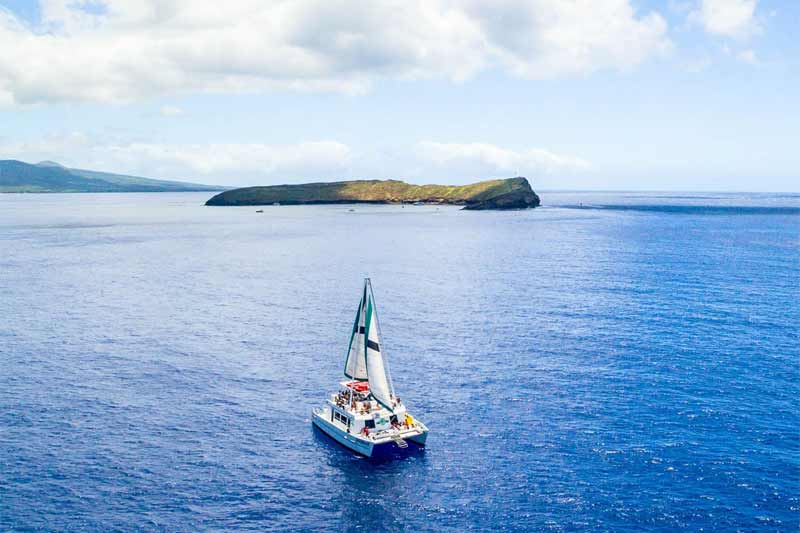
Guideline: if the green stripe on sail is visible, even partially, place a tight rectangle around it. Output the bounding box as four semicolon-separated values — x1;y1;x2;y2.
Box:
374;394;394;413
364;294;372;353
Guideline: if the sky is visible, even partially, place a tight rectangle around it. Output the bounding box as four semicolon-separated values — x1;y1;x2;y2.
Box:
0;0;797;191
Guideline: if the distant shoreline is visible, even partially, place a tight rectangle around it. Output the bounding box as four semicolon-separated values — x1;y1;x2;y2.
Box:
0;159;223;194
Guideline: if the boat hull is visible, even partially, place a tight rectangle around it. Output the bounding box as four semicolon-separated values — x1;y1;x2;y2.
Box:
406;431;428;446
312;410;426;458
312;411;375;456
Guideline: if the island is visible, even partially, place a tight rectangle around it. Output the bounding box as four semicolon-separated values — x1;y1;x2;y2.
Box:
0;159;222;193
205;177;540;210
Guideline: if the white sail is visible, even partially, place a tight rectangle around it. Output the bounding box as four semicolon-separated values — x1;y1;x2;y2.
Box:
364;280;395;412
344;284;368;380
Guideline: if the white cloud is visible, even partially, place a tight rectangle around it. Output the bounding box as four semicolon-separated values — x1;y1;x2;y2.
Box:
0;0;670;106
0;131;93;161
116;141;353;180
692;0;759;37
470;0;671;79
0;134;352;185
0;133;588;185
159;105;185;117
416;142;590;178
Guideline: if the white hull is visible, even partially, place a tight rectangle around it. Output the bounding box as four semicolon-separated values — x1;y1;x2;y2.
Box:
312;408;427;457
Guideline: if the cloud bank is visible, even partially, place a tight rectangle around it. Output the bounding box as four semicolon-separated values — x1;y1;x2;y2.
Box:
417;142;590;178
0;133;588;186
692;0;759;38
0;134;353;183
0;0;670;106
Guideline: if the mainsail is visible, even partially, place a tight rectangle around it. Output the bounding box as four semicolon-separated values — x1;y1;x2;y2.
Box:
363;279;395;412
343;279;395;412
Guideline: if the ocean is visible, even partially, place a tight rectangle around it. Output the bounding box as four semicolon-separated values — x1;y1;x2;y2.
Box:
1;191;798;531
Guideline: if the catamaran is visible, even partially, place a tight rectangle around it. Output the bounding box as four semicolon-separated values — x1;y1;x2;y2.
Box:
312;279;428;457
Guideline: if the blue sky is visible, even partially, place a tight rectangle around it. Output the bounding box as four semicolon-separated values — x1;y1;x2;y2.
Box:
0;0;797;191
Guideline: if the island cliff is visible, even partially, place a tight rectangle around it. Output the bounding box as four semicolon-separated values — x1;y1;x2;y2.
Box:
205;177;540;210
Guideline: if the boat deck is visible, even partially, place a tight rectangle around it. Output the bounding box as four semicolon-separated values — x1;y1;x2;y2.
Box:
312;406;427;448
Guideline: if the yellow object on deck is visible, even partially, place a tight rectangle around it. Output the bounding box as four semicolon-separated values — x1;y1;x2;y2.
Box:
405;414;414;426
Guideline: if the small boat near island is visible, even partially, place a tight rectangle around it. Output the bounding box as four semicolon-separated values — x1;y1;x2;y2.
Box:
312;279;428;457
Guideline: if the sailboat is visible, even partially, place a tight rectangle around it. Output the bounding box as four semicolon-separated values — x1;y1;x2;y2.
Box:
312;279;429;457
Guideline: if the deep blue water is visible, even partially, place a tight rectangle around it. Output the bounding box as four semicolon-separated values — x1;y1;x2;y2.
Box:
1;191;798;531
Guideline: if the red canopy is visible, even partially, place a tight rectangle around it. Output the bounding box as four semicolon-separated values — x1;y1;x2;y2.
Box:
346;381;370;393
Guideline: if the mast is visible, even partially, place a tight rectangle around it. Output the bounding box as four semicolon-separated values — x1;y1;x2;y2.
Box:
363;278;369;372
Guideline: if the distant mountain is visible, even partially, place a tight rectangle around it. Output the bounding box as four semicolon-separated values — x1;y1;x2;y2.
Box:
206;177;540;210
0;160;223;193
36;160;66;168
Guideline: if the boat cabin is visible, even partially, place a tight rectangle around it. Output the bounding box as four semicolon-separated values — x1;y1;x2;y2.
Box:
326;380;409;438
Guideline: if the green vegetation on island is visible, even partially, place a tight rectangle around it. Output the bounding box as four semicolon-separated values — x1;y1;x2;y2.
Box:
0;160;222;193
205;177;540;210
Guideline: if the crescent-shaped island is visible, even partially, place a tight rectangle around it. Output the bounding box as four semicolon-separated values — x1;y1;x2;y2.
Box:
205;176;540;210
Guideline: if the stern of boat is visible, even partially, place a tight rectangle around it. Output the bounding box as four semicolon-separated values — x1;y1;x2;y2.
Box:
407;430;428;446
406;419;428;446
